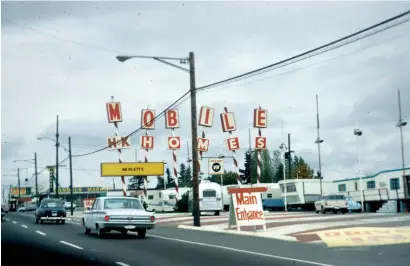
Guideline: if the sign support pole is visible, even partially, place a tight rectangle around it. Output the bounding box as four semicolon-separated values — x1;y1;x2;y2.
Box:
69;137;74;216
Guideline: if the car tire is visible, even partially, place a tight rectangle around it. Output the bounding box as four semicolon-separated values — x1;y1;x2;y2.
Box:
214;211;220;216
121;230;128;236
84;228;91;235
97;227;106;238
321;206;325;214
40;219;44;224
61;220;65;224
35;217;39;224
137;229;146;239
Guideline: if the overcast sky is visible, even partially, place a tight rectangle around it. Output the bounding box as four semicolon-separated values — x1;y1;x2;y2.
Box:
2;1;410;194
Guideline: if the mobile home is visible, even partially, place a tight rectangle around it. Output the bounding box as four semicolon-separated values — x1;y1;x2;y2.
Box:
333;167;410;212
278;179;335;210
148;187;190;212
188;181;223;215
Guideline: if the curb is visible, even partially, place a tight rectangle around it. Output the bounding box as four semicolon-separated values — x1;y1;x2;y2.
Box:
177;224;297;242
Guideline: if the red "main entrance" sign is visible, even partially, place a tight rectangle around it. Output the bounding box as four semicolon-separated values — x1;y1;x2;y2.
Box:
227;187;267;232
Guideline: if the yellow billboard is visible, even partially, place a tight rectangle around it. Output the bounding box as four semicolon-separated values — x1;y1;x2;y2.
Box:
101;162;165;177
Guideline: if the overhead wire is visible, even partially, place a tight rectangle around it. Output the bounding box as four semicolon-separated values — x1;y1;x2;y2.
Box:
196;9;410;91
71;91;191;158
24;155;70;185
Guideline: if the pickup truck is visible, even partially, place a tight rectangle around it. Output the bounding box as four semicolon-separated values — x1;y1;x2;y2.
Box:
314;194;348;214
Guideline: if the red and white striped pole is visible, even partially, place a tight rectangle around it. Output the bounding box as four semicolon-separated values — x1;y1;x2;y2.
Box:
171;129;179;195
143;130;149;198
224;107;242;185
198;129;205;176
257;127;262;184
111;97;127;196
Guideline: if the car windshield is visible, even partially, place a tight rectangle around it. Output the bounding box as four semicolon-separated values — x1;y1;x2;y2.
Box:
103;198;143;210
41;201;63;208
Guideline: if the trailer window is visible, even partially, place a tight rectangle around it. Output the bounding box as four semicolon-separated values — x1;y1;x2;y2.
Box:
203;190;216;197
267;193;272;198
390;178;400;190
169;195;176;200
328;195;345;200
286;184;296;193
367;181;376;189
148;195;154;200
338;184;346;192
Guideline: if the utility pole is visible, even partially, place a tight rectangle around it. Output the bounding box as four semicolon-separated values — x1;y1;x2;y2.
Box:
288;134;291;180
17;168;21;205
189;52;200;227
34;152;38;197
69;137;74;216
397;89;408;212
315;94;324;195
56;115;60;198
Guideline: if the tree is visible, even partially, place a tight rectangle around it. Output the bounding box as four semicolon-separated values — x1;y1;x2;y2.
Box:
272;150;284;182
156;176;165;190
165;167;176;189
239;150;252;184
207;170;238;185
179;163;190;187
128;176;144;190
249;149;274;184
185;166;192;187
291;156;314;179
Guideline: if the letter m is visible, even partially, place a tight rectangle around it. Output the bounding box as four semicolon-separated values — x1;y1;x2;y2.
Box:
106;102;123;123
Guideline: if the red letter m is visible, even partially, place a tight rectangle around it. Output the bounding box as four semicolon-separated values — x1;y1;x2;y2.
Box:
106;102;123;123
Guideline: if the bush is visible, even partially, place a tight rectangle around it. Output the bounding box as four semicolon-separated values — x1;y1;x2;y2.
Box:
174;192;189;212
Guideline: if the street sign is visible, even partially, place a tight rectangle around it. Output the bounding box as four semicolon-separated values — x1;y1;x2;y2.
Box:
208;158;224;175
101;162;165;177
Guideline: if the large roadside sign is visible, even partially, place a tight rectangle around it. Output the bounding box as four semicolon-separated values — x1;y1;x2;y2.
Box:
228;187;267;231
100;162;165;177
208;158;224;175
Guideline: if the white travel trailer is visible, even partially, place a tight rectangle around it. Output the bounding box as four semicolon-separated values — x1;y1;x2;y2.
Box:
147;187;191;212
333;167;410;212
278;179;335;210
188;181;223;215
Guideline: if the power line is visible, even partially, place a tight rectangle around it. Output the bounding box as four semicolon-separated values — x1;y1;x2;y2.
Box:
200;29;410;94
196;9;410;92
24;155;70;184
71;91;191;158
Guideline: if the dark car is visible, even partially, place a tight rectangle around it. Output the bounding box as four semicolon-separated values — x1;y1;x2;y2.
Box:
35;199;66;224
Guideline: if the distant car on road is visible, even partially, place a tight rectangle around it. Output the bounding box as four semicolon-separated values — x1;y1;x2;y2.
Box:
19;203;37;212
315;194;348;214
35;199;66;224
83;196;155;238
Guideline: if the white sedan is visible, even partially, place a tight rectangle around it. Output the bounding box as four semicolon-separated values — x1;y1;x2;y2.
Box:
82;196;155;238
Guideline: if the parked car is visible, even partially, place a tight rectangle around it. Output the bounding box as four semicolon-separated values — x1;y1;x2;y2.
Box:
346;196;362;212
314;194;348;214
35;199;66;224
19;203;37;212
83;196;155;238
1;206;8;220
64;201;76;210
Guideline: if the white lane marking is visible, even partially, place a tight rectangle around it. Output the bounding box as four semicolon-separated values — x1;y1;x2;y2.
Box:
116;262;131;266
36;231;46;236
21;225;28;228
59;241;83;250
4;218;10;221
147;234;334;266
12;221;17;224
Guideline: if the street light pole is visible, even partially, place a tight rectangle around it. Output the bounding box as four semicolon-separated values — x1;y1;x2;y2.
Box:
115;52;200;226
34;152;38;197
189;52;200;227
396;89;408;212
56;115;60;198
354;128;364;212
17;168;21;205
68;137;74;216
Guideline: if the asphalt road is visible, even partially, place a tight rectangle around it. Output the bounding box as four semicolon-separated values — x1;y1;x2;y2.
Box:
2;212;410;266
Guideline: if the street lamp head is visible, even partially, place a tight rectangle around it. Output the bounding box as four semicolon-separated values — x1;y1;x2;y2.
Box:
116;56;133;62
354;129;363;136
397;120;407;127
